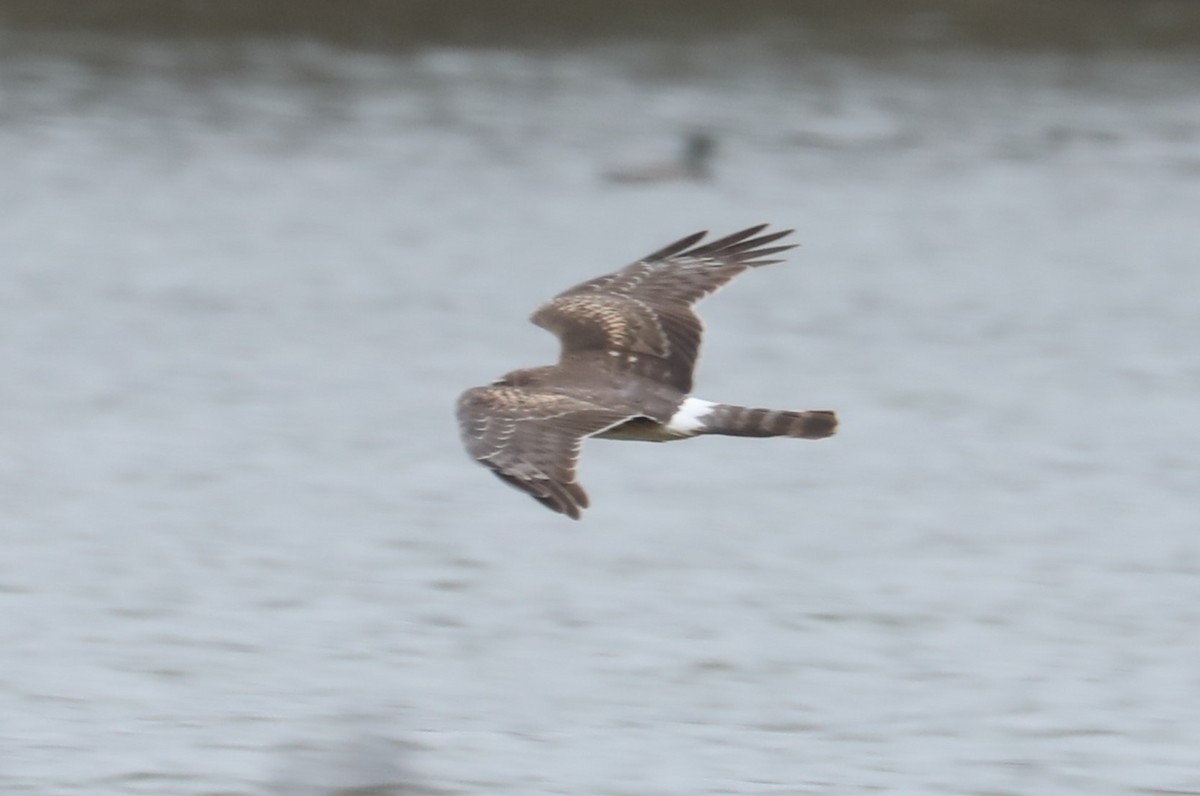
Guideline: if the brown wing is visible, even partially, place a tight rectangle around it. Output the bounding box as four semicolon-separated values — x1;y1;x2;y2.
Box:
529;224;794;393
456;386;636;520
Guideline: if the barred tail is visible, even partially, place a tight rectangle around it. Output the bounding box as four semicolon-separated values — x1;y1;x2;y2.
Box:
701;405;837;440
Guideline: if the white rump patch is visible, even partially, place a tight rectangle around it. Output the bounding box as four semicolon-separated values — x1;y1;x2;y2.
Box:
665;397;717;434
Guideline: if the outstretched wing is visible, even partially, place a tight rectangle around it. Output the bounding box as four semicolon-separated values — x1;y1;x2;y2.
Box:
530;224;794;393
456;386;636;520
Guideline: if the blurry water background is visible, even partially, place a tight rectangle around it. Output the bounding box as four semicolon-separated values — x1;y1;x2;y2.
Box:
2;1;1199;794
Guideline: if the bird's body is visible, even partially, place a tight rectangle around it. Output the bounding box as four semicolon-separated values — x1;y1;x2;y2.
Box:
456;225;837;519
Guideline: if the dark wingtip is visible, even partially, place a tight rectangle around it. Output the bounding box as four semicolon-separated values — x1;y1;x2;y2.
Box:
643;229;708;262
682;224;796;263
643;224;798;265
491;470;587;519
745;244;796;259
543;478;588;520
555;496;584;520
694;225;768;253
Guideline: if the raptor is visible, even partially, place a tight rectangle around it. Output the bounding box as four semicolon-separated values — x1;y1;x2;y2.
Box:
456;225;837;519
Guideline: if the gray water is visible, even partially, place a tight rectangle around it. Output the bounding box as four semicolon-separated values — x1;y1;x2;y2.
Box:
2;23;1200;796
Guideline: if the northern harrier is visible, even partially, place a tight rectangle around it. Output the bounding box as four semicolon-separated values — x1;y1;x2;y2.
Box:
456;224;837;519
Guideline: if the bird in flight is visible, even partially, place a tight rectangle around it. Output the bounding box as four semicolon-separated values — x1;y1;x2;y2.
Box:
456;224;837;519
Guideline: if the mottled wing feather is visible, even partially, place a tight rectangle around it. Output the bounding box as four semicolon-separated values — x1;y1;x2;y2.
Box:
530;224;794;392
456;386;636;519
556;224;794;303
